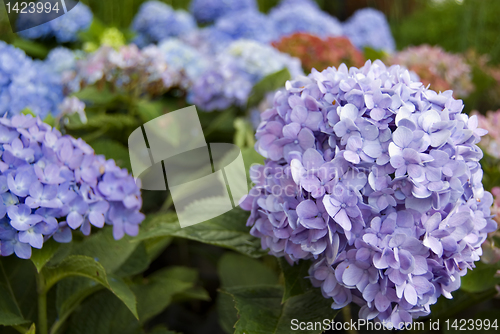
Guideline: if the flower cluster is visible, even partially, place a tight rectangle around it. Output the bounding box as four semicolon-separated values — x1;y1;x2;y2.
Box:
17;2;93;43
189;0;257;24
62;44;180;97
131;1;196;47
0;114;144;259
342;8;396;53
241;60;496;326
0;41;64;119
391;45;474;98
213;9;278;44
188;40;303;111
269;1;343;39
273;33;366;73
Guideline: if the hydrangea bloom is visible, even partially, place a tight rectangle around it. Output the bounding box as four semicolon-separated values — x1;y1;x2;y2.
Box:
213;10;278;44
66;44;180;96
0;42;64;119
131;1;196;47
273;33;366;73
0;114;144;259
188;40;303;111
269;2;342;39
391;45;474;98
44;47;84;95
343;8;396;53
157;39;208;87
17;2;93;43
241;60;496;327
189;0;257;24
181;27;235;55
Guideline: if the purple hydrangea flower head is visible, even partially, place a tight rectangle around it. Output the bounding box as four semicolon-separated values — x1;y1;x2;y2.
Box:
269;2;343;39
189;0;257;24
0;42;65;119
17;2;93;43
343;8;396;53
0;114;144;259
213;9;278;44
131;1;196;47
188;39;303;111
242;60;496;327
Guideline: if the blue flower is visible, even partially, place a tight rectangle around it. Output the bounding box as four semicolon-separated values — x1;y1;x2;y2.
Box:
213;9;277;44
17;2;93;43
269;2;342;39
0;114;145;259
131;1;196;47
343;8;395;52
189;0;257;24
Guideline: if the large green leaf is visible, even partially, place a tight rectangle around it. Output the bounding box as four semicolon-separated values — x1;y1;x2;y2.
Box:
137;208;265;258
223;285;338;334
30;239;62;273
460;261;500;293
247;68;291;108
132;267;203;323
217;253;279;333
41;255;138;319
0;262;29;326
66;290;141;334
278;258;313;302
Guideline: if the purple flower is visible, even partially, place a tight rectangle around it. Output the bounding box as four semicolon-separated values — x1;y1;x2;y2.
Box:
0;115;145;259
244;60;495;327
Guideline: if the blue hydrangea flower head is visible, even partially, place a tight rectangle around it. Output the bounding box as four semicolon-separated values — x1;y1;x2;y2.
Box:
343;8;395;52
131;1;196;47
189;0;257;24
0;42;64;119
269;2;342;39
242;60;496;327
213;9;277;44
188;39;303;111
157;38;209;86
0;114;144;259
17;2;93;43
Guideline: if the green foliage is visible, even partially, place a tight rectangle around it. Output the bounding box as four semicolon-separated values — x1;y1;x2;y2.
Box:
138;208;265;258
0;262;30;326
30;239;63;273
247;68;291;108
460;261;500;293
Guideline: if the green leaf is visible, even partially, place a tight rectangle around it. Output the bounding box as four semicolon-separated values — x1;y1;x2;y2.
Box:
135;99;165;123
91;139;132;171
26;323;36;334
138;208;265;258
66;290;141;334
41;255;138;319
363;47;388;62
70;227;140;274
460;261;500;293
143;236;173;263
132;267;202;323
223;285;339;334
72;86;118;105
429;288;497;321
247;68;291;108
0;262;29;326
12;38;49;58
113;242;150;277
30;239;62;273
278;258;313;302
56;277;102;321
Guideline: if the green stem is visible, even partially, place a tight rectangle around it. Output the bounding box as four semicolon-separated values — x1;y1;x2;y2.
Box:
36;272;48;334
12;325;28;334
341;304;358;334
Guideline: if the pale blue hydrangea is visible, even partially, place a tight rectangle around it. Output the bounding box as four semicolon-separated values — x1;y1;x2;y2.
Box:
157;38;209;86
269;2;342;39
343;8;396;52
131;1;196;47
241;60;495;327
0;42;64;119
213;10;278;44
17;2;92;43
189;0;257;24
